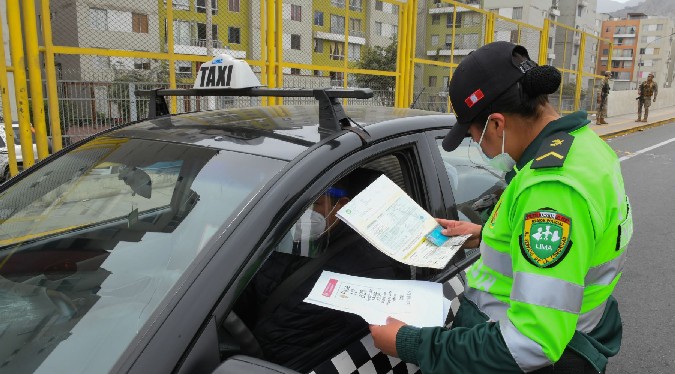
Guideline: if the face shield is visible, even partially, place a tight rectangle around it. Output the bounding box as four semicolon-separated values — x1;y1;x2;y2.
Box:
276;187;348;257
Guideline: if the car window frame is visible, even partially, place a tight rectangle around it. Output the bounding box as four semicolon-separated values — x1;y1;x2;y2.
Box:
205;133;444;373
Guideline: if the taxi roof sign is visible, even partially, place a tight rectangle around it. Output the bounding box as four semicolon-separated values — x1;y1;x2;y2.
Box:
194;54;261;90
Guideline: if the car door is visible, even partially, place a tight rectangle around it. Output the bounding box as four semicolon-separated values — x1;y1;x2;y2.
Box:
212;133;470;374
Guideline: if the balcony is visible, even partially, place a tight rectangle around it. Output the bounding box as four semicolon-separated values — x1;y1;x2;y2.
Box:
426;48;472;56
315;30;366;45
429;4;477;14
172;39;246;58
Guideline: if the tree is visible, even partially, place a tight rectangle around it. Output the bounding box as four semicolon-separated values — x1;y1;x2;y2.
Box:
354;37;397;106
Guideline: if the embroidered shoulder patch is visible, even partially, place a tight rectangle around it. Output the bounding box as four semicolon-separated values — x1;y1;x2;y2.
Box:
520;211;572;268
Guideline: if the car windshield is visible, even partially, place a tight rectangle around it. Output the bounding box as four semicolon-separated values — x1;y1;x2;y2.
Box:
0;136;286;373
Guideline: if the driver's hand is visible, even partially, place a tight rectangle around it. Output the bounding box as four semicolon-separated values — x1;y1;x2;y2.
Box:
369;317;406;357
436;218;482;248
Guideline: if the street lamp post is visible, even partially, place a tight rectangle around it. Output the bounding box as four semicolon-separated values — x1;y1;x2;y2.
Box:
635;31;675;89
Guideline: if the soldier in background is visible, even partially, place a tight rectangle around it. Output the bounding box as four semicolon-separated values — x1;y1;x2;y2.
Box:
596;71;611;125
637;73;658;122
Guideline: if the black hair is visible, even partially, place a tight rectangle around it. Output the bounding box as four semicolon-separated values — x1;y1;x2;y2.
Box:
472;52;562;127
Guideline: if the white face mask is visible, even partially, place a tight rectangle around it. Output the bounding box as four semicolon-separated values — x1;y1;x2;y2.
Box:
477;116;517;172
292;209;327;242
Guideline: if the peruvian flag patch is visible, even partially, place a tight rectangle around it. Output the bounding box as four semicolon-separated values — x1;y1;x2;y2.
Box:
464;89;485;108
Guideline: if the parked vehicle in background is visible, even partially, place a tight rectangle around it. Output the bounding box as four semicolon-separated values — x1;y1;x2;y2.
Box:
0;120;50;182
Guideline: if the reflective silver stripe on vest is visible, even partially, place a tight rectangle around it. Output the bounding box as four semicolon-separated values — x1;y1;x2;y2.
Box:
500;318;552;372
480;241;513;277
464;286;508;321
512;272;584;314
576;300;608;333
585;250;627;286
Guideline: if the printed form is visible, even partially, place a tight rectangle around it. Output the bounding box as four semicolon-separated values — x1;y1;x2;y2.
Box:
304;271;448;327
337;175;469;269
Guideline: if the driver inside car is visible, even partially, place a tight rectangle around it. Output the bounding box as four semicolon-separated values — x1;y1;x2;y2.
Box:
234;168;408;372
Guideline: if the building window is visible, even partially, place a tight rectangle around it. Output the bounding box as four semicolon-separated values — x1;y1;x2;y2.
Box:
331;0;345;8
447;13;462;28
229;0;240;12
314;38;323;53
350;0;362;12
349;18;362;36
392;24;398;37
330;42;344;60
331;15;345;34
432;14;440;25
134;58;151;70
228;27;241;44
375;22;382;36
89;8;107;30
291;34;301;50
428;76;437;87
512;7;522;20
291;4;302;21
348;43;360;61
197;23;219;45
329;71;344;85
431;34;439;46
314;70;322;76
132;13;148;33
290;68;301;75
174;20;190;45
314;11;324;26
165;0;190;10
375;0;383;11
196;0;217;15
442;76;449;89
176;61;191;76
445;34;452;47
602;48;608;55
577;5;582;17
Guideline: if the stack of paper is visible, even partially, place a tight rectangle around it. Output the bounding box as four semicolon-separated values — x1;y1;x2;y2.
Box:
336;175;470;269
304;271;449;327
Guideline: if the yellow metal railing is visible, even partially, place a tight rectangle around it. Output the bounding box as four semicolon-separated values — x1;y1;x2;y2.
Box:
1;0;611;179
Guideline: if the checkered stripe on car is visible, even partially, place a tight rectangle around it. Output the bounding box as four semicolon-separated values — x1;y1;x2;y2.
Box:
309;273;466;374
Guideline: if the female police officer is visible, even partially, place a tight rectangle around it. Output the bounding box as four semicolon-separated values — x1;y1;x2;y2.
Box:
369;41;632;373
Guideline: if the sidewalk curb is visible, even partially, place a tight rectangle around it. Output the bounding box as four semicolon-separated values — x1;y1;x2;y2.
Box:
599;117;675;140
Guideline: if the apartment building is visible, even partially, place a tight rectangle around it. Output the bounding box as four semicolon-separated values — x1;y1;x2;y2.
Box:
47;0;161;81
597;16;640;90
598;13;675;90
484;0;561;64
553;0;599;85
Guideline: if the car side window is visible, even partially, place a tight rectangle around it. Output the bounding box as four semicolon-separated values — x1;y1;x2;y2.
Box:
231;152;426;373
436;138;507;224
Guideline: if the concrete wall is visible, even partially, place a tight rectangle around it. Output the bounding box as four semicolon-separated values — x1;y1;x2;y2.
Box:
607;87;675;117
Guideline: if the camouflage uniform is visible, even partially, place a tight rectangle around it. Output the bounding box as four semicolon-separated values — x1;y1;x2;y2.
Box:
597;76;610;124
638;78;658;122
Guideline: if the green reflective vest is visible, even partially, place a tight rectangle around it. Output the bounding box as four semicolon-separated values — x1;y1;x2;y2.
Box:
396;112;631;373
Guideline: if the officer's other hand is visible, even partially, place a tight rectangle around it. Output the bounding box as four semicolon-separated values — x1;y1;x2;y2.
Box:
369;317;406;357
436;218;482;248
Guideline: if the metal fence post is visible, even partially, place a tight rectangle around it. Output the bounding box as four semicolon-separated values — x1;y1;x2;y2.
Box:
7;0;36;170
166;0;177;113
0;10;18;177
575;33;586;111
40;0;63;152
539;19;550;66
22;0;49;159
129;83;137;121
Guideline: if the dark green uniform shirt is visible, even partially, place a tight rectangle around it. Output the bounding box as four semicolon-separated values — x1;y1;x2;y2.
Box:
396;111;631;373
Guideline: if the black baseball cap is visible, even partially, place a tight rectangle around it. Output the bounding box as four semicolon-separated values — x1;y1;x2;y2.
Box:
442;41;536;152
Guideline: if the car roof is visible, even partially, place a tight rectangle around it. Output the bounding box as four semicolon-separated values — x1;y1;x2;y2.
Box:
107;105;454;161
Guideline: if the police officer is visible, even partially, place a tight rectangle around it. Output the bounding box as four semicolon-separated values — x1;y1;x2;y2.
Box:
637;73;658;122
369;41;632;373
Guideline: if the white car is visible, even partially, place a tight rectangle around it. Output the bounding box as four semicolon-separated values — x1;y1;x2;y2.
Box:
0;121;42;182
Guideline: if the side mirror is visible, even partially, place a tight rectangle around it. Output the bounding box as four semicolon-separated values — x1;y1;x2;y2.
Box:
212;356;300;374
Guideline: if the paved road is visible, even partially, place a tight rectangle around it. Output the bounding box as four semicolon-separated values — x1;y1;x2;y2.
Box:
605;121;675;374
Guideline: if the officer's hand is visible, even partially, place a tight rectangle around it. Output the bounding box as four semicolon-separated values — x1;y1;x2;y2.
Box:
369;317;406;357
436;218;482;248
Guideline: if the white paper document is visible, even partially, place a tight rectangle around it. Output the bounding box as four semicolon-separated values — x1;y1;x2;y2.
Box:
304;271;448;327
336;175;470;269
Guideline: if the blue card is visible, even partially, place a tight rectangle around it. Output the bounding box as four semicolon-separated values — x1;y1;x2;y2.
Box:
425;225;449;246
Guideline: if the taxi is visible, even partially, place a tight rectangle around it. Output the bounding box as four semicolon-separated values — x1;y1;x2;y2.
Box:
0;55;504;374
